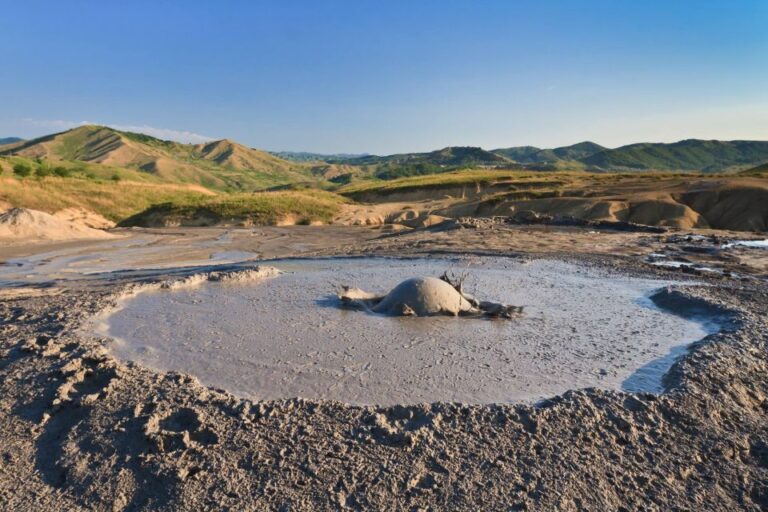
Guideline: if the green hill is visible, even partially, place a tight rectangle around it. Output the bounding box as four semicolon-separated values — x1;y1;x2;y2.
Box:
493;139;768;172
336;146;511;167
491;145;542;163
0;137;23;146
582;139;768;172
330;146;515;179
271;151;370;163
492;142;605;165
552;141;606;160
741;162;768;175
0;125;315;191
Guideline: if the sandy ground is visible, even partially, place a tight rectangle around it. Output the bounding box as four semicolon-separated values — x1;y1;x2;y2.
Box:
0;224;767;510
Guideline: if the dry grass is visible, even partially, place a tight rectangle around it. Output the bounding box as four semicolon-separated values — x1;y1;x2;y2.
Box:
0;176;214;221
121;189;349;226
337;169;577;196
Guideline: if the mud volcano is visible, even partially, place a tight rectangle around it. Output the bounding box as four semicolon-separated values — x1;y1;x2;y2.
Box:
339;275;522;317
93;258;718;405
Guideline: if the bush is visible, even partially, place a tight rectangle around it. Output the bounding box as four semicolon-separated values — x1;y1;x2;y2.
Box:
111;173;122;182
52;166;72;177
13;163;33;177
36;166;52;178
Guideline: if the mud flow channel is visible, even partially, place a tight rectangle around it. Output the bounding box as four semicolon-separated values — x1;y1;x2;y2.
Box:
93;258;719;405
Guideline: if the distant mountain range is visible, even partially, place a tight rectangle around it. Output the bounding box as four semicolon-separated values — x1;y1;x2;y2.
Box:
335;146;509;167
271;151;370;163
2;126;768;189
493;139;768;172
326;139;768;173
581;139;768;172
492;141;606;164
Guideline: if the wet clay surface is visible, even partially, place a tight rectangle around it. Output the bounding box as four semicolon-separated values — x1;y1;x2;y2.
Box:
97;258;713;405
0;224;766;511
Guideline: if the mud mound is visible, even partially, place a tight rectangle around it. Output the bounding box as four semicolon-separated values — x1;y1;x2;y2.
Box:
340;275;521;318
53;207;116;230
0;208;115;242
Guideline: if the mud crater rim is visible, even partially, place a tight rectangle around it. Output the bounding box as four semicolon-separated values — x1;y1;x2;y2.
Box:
90;257;724;406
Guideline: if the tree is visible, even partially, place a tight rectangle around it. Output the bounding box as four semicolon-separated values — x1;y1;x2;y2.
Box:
12;162;32;177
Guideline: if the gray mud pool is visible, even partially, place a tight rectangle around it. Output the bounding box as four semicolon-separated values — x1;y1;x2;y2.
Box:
93;258;719;405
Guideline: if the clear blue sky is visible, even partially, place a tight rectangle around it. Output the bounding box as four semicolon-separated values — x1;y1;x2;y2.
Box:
1;0;766;154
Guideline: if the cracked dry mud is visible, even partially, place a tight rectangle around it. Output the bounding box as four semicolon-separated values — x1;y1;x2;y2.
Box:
0;226;767;511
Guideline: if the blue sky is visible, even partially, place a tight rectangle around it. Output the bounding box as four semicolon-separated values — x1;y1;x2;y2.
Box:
1;0;767;153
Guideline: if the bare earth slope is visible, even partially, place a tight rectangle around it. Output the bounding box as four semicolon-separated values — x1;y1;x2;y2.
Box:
0;207;114;242
339;175;768;232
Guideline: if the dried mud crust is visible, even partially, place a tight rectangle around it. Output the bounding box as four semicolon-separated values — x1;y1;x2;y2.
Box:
0;254;767;511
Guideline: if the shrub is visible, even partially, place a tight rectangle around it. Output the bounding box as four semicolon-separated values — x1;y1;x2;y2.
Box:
36;166;52;178
111;173;122;182
12;162;33;177
52;166;72;177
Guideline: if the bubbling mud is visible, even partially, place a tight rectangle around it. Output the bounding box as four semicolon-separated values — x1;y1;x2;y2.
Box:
93;258;719;405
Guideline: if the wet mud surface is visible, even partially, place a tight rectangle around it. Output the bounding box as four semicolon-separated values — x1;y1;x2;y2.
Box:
97;258;714;405
0;225;766;511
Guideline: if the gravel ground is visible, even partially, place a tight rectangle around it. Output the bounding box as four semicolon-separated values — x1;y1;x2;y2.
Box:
1;226;767;511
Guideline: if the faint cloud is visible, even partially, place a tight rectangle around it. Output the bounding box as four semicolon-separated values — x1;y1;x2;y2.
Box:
20;118;214;144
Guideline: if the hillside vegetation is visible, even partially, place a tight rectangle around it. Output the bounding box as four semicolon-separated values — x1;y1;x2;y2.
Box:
741;162;768;176
582;140;768;172
492;139;768;172
2;126;767;232
492;141;605;165
338;169;559;196
326;146;517;181
119;190;348;227
0;125;317;191
0;175;212;221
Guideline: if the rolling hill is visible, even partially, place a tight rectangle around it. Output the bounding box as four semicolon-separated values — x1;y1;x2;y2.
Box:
0;125;313;190
492;142;605;164
0;137;23;146
582;139;768;172
271;151;370;163
492;139;768;172
324;146;517;180
333;146;512;167
742;162;768;175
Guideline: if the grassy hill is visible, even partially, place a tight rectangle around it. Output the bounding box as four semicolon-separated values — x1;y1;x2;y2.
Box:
582;139;768;172
328;146;516;180
0;125;316;191
492;142;605;164
271;151;370;163
741;162;768;176
0;174;213;221
492;139;768;172
336;146;510;167
119;189;348;227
